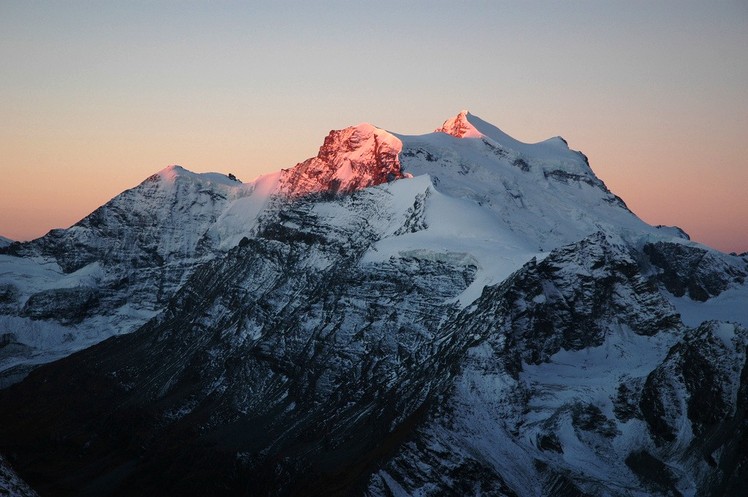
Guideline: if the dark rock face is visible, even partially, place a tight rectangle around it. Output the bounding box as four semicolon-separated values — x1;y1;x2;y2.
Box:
447;232;681;376
21;287;99;324
612;381;642;422
638;321;748;494
640;369;680;443
625;450;682;497
0;283;18;313
644;241;747;301
640;322;748;438
571;404;618;438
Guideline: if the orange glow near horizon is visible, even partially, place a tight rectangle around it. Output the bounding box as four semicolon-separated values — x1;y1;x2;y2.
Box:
1;113;746;254
1;2;746;253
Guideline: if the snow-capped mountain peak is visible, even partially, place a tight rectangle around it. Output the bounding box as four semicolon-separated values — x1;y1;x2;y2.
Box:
146;164;246;188
435;109;483;138
278;123;405;197
150;164;191;182
437;110;577;162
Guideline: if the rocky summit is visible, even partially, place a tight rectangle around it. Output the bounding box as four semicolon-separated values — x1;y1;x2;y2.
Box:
0;112;747;496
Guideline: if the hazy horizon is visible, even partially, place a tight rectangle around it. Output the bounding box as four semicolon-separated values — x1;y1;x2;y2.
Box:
1;1;746;253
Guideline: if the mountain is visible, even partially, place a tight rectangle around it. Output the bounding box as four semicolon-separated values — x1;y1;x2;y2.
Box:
0;165;253;385
0;111;746;496
0;123;405;386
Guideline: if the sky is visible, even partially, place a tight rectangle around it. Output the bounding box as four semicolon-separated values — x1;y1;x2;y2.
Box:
1;1;746;253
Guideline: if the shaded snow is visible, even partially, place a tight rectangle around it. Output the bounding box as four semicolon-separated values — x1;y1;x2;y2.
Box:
361;175;539;307
206;171;282;250
667;285;748;328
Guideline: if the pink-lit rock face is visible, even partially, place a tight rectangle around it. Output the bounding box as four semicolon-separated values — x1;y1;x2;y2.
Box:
279;123;404;197
435;110;483;139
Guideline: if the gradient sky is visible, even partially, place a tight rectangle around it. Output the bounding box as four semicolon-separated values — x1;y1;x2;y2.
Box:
1;1;746;253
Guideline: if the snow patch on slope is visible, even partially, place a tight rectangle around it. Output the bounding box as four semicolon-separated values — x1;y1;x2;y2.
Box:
667;284;748;328
205;171;283;250
361;175;539;307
